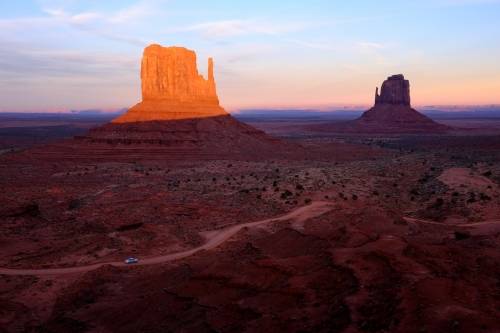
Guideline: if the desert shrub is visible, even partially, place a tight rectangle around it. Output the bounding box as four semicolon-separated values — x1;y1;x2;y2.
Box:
467;193;477;203
454;231;471;240
68;199;82;210
280;190;293;199
479;193;491;201
433;198;444;208
482;171;492;177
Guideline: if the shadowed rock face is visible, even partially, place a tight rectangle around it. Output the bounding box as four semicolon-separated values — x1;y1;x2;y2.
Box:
356;74;449;133
375;74;411;106
113;44;227;123
308;74;450;134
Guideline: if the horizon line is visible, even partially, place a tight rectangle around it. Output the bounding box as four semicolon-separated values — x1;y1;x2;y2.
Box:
2;103;500;114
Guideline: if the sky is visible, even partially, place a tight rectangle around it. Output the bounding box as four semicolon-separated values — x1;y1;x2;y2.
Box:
0;0;499;112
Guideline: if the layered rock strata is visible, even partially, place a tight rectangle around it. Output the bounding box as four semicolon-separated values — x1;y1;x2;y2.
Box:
81;44;288;158
113;44;226;123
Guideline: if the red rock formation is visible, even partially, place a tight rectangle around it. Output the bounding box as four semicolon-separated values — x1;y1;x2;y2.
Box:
80;44;292;159
375;74;411;106
113;44;227;123
310;74;449;134
356;74;449;132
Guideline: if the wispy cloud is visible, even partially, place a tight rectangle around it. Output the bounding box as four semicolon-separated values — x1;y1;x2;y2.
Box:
0;42;138;81
108;1;161;24
174;19;310;38
285;38;339;51
356;41;385;51
38;8;148;46
42;8;102;25
37;0;167;24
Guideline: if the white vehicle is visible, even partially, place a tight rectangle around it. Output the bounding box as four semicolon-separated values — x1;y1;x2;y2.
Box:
124;257;139;264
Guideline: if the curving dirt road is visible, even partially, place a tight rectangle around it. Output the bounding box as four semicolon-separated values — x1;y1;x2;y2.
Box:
404;216;500;236
0;201;334;276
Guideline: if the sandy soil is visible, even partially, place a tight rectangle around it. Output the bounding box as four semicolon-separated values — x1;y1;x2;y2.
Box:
438;167;496;189
1;130;500;332
0;201;333;276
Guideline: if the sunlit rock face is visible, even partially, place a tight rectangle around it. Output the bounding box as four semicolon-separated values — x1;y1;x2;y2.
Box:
81;44;288;157
141;45;218;103
113;44;227;123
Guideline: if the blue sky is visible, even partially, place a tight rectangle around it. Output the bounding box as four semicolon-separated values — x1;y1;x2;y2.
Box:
1;0;499;111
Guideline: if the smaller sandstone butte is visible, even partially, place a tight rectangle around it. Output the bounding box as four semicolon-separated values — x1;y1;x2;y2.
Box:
357;74;448;132
375;74;410;106
113;44;226;123
310;74;449;134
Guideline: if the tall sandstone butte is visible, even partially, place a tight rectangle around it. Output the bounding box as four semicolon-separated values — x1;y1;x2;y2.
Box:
82;43;289;160
113;44;227;123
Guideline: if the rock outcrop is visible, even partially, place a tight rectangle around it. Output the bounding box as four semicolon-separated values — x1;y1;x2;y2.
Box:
349;74;449;133
357;74;448;132
113;44;227;123
308;74;449;134
375;74;410;106
140;45;217;103
80;44;290;159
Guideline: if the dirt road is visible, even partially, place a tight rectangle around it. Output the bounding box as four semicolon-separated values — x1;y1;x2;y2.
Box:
0;201;333;276
404;216;500;236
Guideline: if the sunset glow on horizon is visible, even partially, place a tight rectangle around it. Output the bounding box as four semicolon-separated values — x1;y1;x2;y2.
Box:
1;0;500;112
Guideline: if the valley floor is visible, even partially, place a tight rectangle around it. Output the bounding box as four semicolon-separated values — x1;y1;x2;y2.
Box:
1;131;500;332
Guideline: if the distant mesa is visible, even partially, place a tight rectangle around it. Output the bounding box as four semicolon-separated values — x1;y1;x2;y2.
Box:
357;74;449;132
310;74;449;134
